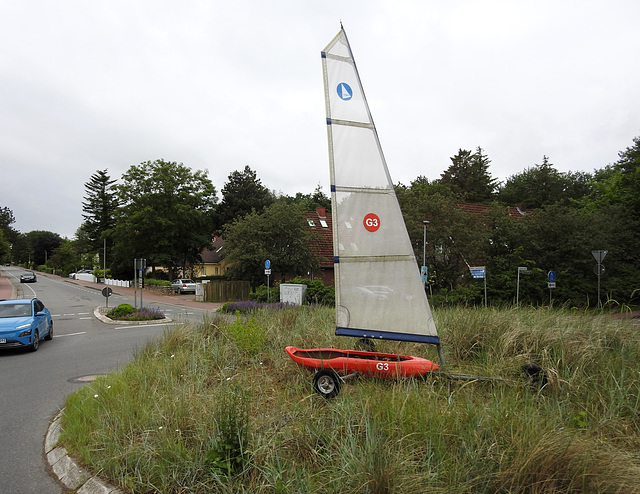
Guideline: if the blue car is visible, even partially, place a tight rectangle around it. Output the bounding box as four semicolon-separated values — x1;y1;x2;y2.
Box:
0;298;53;352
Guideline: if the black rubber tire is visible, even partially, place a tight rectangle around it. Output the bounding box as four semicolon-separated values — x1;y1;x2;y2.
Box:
30;329;39;352
44;321;53;341
313;369;342;399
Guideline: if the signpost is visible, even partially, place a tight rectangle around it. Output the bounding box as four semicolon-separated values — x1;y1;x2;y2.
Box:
516;266;531;307
265;260;271;301
547;270;556;305
101;286;113;308
134;258;146;310
591;250;607;308
469;266;487;307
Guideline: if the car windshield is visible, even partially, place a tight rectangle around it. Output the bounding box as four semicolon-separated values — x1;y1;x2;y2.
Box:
0;303;32;318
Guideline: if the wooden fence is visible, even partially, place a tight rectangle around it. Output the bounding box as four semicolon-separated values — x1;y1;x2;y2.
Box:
203;280;250;302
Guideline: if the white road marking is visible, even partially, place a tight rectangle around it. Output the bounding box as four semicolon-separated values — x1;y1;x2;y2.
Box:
55;332;87;338
114;323;172;330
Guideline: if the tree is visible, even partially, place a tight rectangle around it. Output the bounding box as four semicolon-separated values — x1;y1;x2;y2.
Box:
0;206;17;263
213;165;274;233
223;202;319;286
49;239;82;274
396;177;487;291
20;231;63;267
0;230;10;264
278;184;331;212
111;159;218;278
81;169;119;252
438;147;497;203
587;135;640;215
497;156;577;209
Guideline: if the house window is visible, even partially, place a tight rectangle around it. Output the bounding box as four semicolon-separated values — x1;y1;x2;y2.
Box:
307;219;315;227
319;219;328;228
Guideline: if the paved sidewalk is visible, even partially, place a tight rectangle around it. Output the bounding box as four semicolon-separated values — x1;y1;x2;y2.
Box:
0;271;14;300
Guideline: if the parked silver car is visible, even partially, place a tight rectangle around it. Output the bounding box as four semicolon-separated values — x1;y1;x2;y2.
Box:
171;279;196;294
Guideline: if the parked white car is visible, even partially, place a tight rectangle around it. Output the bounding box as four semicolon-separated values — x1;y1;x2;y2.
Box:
69;269;94;279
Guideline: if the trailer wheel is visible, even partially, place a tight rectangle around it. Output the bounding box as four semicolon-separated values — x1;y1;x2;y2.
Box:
313;369;342;399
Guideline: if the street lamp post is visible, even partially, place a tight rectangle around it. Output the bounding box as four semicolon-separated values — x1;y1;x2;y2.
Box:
422;220;429;286
422;220;429;267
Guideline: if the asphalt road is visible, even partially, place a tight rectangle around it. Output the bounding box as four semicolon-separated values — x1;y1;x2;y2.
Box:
0;267;217;493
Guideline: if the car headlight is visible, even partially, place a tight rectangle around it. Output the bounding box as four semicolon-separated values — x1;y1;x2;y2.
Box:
18;325;33;337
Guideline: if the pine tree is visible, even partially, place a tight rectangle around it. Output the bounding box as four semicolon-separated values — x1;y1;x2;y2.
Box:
81;169;119;252
214;165;274;233
439;147;497;203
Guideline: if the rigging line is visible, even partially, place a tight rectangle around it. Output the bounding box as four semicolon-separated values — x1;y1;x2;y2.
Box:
448;236;471;269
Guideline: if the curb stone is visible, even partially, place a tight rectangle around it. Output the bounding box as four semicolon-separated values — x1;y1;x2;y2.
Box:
93;307;173;325
46;410;125;494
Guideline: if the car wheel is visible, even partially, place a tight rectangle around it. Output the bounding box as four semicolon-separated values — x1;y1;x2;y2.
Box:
30;329;40;352
44;321;53;341
313;369;342;399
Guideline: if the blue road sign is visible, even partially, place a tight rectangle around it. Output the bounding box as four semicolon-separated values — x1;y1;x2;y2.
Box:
470;266;485;279
548;271;556;282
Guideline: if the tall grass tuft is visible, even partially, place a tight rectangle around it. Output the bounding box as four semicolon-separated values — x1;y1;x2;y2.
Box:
60;306;640;493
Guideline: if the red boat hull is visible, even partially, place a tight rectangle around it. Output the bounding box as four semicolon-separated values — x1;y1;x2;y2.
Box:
285;346;439;379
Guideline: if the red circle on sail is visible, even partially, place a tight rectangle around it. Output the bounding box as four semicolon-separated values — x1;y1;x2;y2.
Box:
363;213;380;232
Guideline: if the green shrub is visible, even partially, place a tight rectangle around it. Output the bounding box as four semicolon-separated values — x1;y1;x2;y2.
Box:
94;268;111;280
106;303;135;319
250;277;335;305
143;279;171;287
249;284;279;303
287;276;335;305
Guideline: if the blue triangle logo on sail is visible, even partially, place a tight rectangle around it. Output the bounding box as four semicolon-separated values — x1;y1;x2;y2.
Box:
337;82;353;100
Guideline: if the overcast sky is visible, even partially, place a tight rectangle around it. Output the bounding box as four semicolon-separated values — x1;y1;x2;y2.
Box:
2;0;639;239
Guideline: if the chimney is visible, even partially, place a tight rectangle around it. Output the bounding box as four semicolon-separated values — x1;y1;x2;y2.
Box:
316;207;326;218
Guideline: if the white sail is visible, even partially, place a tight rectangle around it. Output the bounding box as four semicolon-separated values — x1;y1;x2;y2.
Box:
322;28;439;345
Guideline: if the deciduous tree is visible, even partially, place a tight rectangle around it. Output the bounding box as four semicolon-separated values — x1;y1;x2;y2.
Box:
111;159;218;278
223;202;319;286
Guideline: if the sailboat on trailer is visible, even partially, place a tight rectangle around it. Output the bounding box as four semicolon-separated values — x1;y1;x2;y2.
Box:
286;27;443;397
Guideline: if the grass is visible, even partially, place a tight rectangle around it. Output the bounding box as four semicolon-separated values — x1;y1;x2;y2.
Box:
60;306;640;493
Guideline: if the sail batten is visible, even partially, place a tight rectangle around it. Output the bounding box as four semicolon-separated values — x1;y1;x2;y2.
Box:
322;27;439;345
327;118;374;129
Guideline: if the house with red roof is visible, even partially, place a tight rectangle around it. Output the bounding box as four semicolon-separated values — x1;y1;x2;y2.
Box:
303;207;334;285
